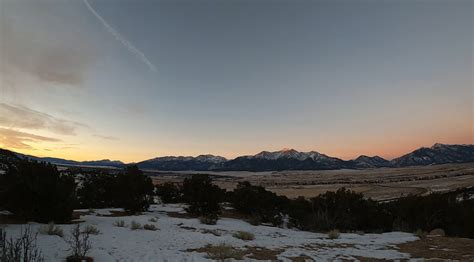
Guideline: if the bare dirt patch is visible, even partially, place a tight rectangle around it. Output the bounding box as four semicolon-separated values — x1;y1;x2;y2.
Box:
220;208;248;220
289;255;314;262
397;236;474;261
302;243;356;250
71;210;93;220
187;244;246;260
188;245;285;261
351;257;392;262
244;246;284;260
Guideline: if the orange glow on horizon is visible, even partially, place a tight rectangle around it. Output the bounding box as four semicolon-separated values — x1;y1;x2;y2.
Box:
5;136;473;163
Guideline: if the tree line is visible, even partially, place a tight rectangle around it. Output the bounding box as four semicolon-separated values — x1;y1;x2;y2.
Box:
1;160;473;238
0;161;153;223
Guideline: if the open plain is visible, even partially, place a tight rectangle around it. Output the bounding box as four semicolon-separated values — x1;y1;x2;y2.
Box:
149;162;474;200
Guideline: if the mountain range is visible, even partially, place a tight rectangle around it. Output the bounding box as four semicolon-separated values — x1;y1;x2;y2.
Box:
0;150;125;169
1;143;473;171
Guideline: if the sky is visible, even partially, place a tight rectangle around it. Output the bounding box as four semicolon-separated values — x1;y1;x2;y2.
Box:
0;0;472;162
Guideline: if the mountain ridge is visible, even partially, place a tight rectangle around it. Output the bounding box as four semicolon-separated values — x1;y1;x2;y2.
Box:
11;153;126;168
1;143;473;171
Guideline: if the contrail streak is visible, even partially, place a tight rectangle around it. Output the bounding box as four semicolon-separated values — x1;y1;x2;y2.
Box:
83;0;157;72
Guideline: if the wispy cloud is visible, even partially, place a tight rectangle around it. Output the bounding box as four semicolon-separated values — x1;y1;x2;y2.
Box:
54;143;79;150
83;0;157;72
1;23;94;86
0;103;87;136
0;128;61;150
93;134;119;141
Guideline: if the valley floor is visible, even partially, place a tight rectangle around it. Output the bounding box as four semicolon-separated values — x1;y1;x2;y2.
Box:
150;162;474;200
3;204;473;261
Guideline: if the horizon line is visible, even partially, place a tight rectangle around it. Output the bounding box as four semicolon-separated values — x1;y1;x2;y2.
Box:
3;142;472;164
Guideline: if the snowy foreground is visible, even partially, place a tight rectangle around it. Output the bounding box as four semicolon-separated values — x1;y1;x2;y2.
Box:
3;204;419;261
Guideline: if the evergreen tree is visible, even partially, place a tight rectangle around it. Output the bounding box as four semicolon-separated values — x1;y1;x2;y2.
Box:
1;160;76;223
182;174;224;216
155;182;182;203
76;172;117;208
114;165;154;213
231;181;289;226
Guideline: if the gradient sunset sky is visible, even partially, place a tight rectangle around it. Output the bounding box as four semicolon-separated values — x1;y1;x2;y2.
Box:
0;0;472;162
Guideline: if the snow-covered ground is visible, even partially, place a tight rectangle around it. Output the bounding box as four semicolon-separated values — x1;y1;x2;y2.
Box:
2;204;419;261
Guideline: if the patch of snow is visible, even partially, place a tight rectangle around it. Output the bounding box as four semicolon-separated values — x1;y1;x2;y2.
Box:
2;204;418;261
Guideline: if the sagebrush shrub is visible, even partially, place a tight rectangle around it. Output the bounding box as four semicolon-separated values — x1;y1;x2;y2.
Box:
233;231;255;241
66;224;91;261
415;229;427;239
130;221;142;230
83;225;100;235
327;229;340;239
39;222;64;237
199;215;218;225
113;220;126;227
1;226;44;262
143;224;158;231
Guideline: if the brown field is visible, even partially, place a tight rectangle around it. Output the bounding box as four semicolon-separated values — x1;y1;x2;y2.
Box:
149;162;474;200
397;236;474;261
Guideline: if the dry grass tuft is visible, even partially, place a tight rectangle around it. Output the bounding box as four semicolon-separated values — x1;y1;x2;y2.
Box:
199;216;217;225
205;243;245;261
143;224;158;231
233;231;255;241
39;222;64;237
113;220;126;227
327;229;340;239
189;243;245;261
245;246;284;260
428;228;445;237
130;221;142;230
415;229;427;239
83;225;100;235
398;236;474;261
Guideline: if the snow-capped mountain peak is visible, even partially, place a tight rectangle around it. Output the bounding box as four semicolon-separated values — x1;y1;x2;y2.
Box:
254;149;306;160
2;143;472;172
252;149;329;161
353;155;391;168
195;154;227;163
